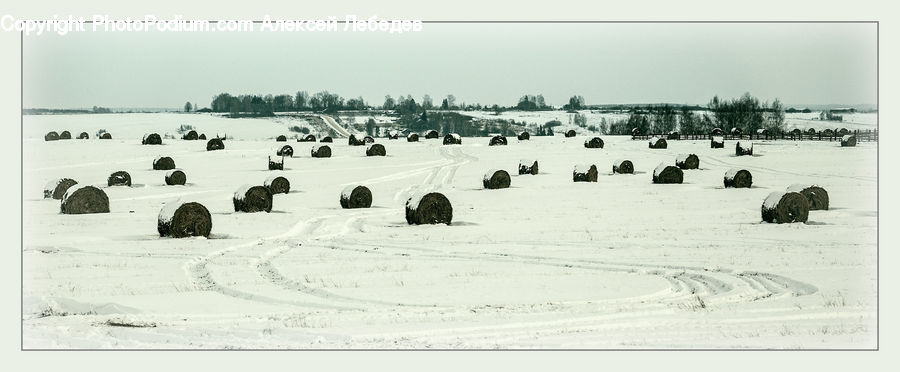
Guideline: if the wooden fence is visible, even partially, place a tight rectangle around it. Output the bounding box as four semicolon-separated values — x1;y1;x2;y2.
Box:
632;129;877;142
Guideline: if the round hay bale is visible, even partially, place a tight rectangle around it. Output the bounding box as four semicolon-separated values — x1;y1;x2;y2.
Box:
298;134;316;142
711;136;725;149
735;141;753;156
711;128;724;135
142;133;162;145
631;128;641;136
838;128;849;136
518;159;538;175
44;178;78;200
78;132;89;139
731;127;742;136
675;153;699;170
667;131;680;140
387;130;399;140
841;135;857;147
268;156;284;171
791;128;802;136
165;169;186;185
276;135;287;142
806;128;816;135
107;171;132;187
348;134;364;146
183;130;198;140
564;130;576;138
489;135;508;146
612;159;633;174
786;184;829;210
423;130;439;139
822;129;834;137
100;132;112;139
153;156;176;170
366;143;386;156
363;135;375;144
157;201;211;238
443;133;462;145
198;133;207;140
264;175;290;194
44;131;59;141
573;164;598;182
483;169;511;190
649;137;668;149
277;145;294;157
723;169;752;188
407;133;420;142
652;163;683;184
321;136;333;143
233;185;273;213
59;131;72;140
405;192;452;225
584;137;604;149
206;138;225;151
311;145;332;158
517;131;530;140
761;192;809;223
60;185;110;214
340;185;373;209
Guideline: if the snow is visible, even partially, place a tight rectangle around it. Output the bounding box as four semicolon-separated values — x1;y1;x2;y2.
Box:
763;191;786;209
264;174;283;187
60;184;92;202
573;164;594;174
842;134;853;141
737;141;753;149
22;113;878;349
676;153;690;164
520;159;535;166
724;168;743;180
269;156;284;164
712;136;724;143
233;184;251;202
165;169;181;178
158;199;183;224
449;133;461;140
649;136;660;145
405;190;430;211
342;184;361;199
653;162;670;177
483;169;501;182
786;183;816;193
614;158;628;165
43;178;63;194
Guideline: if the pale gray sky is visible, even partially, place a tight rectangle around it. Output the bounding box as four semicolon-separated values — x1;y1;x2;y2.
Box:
23;22;877;109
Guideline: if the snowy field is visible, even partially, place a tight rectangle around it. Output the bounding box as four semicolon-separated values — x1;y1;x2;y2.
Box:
22;114;877;349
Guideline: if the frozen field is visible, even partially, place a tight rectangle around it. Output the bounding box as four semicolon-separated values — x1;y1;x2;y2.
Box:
22;114;877;349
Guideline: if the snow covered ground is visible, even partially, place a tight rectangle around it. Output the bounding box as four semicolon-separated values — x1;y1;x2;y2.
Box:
22;114;877;349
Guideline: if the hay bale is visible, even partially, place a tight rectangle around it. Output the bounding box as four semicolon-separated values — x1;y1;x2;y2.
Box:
100;132;112;139
366;143;386;156
142;133;162;145
631;128;641;136
264;175;290;194
298;134;316;142
233;185;273;213
276;135;287;142
268;156;284;170
791;128;802;136
198;133;207;140
731;127;742;136
667;131;680;140
483;169;511;189
711;128;724;135
838;128;849;136
489;135;508;146
60;185;110;214
78;132;89;139
822;129;834;137
153;156;176;170
584;137;604;149
165;169;186;185
59;131;72;140
277;145;294;157
711;136;724;149
443;133;462;145
340;185;373;209
157;201;212;238
43;178;78;199
423;130;439;139
321;136;333;143
613;159;633;174
518;159;538;175
206;138;225;151
675;153;699;170
44;131;59;141
407;133;420;142
107;171;132;187
565;130;576;137
841;135;857;147
573;164;598;182
735;141;753;156
348;134;365;146
311;145;332;158
756;128;768;136
806;128;816;136
649;136;668;149
363;135;375;144
761;192;809;223
183;130;198;140
724;169;752;188
652;163;683;184
387;130;399;140
786;184;829;210
405;192;452;225
517;131;530;140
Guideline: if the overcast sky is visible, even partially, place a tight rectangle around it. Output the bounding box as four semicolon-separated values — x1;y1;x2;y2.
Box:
23;22;877;109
